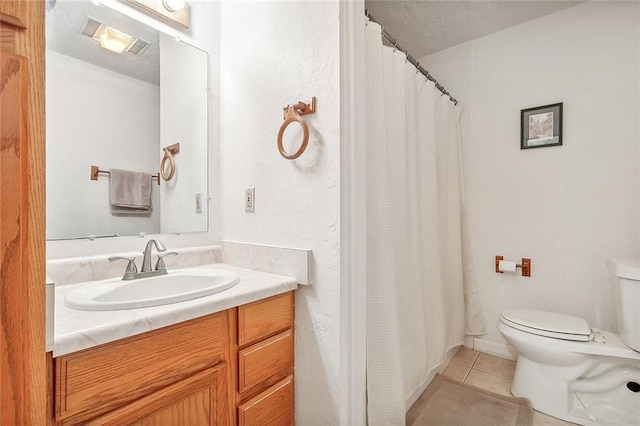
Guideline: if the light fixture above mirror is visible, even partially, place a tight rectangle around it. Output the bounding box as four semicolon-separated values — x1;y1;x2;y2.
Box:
126;0;189;29
162;0;185;12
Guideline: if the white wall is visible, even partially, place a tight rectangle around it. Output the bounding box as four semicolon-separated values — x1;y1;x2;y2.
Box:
159;33;208;234
47;0;221;258
46;50;161;239
220;2;341;423
421;1;640;345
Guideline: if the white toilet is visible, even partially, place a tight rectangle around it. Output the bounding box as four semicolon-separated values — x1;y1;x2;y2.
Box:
498;259;640;425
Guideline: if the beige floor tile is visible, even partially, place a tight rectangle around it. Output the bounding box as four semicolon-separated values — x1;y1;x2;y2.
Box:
441;362;470;382
451;346;479;367
464;369;513;397
532;410;580;426
473;353;516;378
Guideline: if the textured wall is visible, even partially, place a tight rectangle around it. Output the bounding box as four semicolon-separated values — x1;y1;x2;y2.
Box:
220;1;342;423
421;2;640;346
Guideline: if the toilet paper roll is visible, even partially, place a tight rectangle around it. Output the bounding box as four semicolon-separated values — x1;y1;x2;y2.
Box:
498;260;517;272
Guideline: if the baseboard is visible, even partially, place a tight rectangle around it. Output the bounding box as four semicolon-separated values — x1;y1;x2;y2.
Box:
463;335;474;348
472;337;517;360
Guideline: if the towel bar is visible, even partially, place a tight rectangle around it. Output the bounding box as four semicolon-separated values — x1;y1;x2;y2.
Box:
90;165;161;185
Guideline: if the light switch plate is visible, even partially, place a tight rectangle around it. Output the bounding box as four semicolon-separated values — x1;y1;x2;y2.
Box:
195;193;202;213
245;187;255;213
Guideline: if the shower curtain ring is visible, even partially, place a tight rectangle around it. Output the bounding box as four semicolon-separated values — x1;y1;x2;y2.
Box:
393;40;398;52
415;63;421;74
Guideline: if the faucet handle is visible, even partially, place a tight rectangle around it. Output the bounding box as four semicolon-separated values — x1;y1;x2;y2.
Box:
155;252;178;271
108;256;138;279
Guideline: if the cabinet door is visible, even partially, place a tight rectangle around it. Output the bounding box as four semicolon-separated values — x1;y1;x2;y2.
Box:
86;364;229;426
56;312;229;423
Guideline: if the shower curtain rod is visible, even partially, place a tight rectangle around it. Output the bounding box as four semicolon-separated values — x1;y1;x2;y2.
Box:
365;11;458;106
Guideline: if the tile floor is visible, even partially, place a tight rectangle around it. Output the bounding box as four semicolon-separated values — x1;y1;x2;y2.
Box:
442;347;579;426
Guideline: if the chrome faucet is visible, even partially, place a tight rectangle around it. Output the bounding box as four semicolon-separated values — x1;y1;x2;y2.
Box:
141;239;167;272
109;239;177;280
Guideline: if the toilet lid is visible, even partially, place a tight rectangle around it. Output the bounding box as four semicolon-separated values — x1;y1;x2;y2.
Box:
500;309;592;342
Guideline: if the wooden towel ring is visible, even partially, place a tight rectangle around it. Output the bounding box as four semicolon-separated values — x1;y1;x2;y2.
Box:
277;107;309;160
160;142;180;181
160;148;175;181
277;97;316;160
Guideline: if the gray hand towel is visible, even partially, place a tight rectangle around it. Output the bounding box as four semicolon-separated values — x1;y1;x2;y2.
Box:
109;169;152;214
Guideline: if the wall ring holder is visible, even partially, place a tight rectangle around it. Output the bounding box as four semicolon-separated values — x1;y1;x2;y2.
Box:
277;97;316;160
160;142;180;181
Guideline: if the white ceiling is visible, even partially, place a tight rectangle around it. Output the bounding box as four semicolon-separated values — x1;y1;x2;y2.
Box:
365;1;584;58
46;1;160;85
48;1;584;85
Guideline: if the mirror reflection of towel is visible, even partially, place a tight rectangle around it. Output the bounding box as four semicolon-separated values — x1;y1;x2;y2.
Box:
109;169;152;215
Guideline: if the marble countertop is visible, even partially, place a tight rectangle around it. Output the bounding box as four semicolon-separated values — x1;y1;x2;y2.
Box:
54;263;297;357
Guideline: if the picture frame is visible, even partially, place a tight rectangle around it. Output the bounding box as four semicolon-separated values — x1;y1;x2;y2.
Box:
520;102;563;149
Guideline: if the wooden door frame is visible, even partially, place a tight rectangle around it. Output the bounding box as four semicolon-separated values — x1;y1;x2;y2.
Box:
0;0;47;424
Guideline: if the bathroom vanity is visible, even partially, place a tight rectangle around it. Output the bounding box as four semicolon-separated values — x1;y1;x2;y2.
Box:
49;263;297;425
53;311;233;425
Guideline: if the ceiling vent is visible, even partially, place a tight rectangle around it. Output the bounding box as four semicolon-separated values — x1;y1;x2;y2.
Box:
127;39;150;56
81;17;149;56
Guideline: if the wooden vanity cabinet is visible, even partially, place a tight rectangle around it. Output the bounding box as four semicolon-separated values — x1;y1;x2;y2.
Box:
52;311;234;425
236;292;295;426
51;291;295;426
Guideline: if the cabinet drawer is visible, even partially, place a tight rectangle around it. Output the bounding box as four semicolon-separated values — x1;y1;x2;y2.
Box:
238;292;294;347
238;376;294;426
239;329;293;394
55;312;228;424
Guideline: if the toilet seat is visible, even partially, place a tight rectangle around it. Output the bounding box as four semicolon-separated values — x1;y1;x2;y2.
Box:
500;309;593;342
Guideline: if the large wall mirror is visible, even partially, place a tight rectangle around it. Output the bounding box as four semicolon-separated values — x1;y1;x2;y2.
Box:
46;0;208;240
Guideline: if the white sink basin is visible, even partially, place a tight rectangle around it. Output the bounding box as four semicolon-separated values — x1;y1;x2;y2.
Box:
64;268;239;311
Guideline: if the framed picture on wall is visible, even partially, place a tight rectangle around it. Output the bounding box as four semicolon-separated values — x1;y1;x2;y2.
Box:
520;102;563;149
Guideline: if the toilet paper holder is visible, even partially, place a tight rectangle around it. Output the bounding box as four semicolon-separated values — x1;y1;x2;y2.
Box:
495;255;531;277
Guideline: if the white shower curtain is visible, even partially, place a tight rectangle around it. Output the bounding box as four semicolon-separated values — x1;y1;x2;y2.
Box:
365;21;486;425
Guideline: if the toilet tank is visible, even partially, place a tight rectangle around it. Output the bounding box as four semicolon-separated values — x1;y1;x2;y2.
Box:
608;259;640;352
